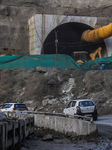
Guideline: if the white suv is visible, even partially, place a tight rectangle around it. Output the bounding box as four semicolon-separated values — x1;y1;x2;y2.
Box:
63;99;98;120
0;103;28;113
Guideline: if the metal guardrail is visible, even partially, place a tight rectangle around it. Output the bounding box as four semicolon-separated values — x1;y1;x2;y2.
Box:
0;112;34;150
26;111;93;122
3;110;93;124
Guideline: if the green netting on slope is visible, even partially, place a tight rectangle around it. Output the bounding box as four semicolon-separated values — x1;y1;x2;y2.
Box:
0;54;79;70
0;54;112;70
80;56;112;70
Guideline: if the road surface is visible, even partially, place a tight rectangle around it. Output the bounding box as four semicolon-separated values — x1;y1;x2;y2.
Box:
94;116;112;138
94;116;112;126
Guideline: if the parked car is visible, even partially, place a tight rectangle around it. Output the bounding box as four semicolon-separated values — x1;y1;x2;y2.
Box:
0;103;28;113
63;99;98;120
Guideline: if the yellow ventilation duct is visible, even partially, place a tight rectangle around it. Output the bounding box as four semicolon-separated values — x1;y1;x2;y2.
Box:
81;23;112;42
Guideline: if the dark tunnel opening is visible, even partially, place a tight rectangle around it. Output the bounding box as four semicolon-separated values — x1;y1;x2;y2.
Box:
43;22;107;60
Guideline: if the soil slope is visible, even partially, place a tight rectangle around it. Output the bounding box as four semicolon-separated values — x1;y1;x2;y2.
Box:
0;67;112;116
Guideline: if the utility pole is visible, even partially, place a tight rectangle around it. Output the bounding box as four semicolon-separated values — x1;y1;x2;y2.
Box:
55;30;58;68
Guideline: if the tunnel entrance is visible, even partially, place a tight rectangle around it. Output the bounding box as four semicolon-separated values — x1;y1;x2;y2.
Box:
43;22;106;60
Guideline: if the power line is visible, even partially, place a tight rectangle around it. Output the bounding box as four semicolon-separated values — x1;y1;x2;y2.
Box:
44;40;103;47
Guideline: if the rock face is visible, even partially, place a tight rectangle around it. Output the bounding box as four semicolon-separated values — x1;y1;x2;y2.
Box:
0;0;112;53
0;68;112;116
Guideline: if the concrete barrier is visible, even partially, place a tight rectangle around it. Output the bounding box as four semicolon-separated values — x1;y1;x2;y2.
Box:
34;114;97;136
0;111;97;149
0;115;34;150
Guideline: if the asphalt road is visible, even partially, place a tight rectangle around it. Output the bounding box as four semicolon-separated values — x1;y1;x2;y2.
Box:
94;116;112;138
94;116;112;126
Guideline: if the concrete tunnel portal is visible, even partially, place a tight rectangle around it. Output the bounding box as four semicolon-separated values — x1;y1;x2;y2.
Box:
43;22;107;60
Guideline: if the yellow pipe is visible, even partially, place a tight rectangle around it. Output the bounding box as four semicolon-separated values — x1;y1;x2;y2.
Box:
81;23;112;42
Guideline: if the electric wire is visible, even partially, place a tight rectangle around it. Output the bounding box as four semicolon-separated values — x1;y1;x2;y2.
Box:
43;40;103;47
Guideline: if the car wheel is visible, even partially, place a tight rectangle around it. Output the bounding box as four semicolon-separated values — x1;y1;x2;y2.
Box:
93;115;97;121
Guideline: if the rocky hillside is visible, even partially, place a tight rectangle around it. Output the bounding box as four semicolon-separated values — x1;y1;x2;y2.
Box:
0;67;112;116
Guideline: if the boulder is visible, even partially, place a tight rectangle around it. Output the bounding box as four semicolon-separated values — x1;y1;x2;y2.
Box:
43;134;53;141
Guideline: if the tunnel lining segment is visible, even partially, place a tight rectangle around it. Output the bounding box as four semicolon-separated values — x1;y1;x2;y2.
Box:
28;14;97;55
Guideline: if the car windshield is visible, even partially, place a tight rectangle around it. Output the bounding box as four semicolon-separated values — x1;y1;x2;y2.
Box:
14;104;26;108
2;104;13;108
79;101;94;107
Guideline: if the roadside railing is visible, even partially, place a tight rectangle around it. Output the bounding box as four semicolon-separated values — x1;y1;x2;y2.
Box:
4;110;93;123
4;110;92;123
26;111;93;122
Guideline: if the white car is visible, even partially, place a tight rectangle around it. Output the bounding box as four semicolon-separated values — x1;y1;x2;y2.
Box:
63;99;98;120
0;103;28;113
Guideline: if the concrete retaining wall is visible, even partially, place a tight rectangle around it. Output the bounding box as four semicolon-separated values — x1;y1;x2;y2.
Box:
34;114;97;136
0;116;34;150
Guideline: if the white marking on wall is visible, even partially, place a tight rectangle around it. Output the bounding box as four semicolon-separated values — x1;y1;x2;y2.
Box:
104;37;112;56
